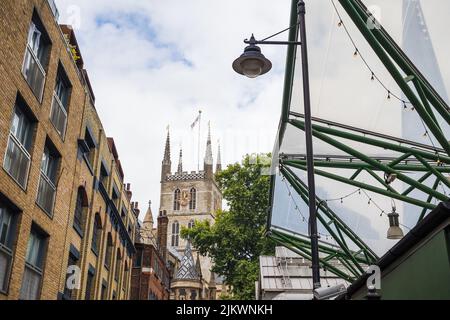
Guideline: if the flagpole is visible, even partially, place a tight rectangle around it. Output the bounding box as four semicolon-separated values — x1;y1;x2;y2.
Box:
198;110;202;172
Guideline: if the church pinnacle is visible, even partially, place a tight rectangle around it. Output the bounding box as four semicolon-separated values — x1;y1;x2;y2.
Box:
177;148;183;174
204;122;213;166
163;130;171;165
216;141;222;172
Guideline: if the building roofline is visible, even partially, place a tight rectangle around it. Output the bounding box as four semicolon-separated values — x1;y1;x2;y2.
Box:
343;200;450;299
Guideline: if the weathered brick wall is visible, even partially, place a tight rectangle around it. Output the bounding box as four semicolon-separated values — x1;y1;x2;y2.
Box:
0;0;137;300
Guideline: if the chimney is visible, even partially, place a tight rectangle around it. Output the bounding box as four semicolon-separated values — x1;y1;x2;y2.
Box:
157;210;169;262
134;202;140;217
125;183;132;200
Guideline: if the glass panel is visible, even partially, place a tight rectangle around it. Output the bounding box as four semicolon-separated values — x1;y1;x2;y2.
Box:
40;147;58;183
25;231;44;269
22;47;45;101
50;95;67;138
0;208;12;247
0;249;12;292
4;135;31;188
19;266;41;300
54;79;69;109
10;108;32;150
36;173;56;215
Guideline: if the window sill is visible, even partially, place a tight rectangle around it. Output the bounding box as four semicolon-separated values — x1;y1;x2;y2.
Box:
36;202;54;220
91;246;99;257
73;223;84;238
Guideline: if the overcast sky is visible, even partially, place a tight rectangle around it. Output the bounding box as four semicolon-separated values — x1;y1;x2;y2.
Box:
53;0;450;254
54;0;292;220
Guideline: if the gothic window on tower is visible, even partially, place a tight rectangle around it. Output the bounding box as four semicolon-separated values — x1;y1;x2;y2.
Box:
189;188;196;210
173;189;181;211
171;221;179;247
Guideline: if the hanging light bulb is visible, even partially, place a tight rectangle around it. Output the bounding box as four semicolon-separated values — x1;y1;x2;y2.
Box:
371;72;375;81
403;101;407;109
423;131;428;137
387;91;391;99
338;20;343;27
387;207;404;240
353;49;358;57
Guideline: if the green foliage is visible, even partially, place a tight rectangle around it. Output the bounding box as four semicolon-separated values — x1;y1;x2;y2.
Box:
182;154;275;300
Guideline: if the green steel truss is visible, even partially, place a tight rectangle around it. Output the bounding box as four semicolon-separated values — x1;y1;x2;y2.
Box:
268;0;450;281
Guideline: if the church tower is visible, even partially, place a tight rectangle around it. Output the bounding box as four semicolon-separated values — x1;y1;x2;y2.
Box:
159;126;222;299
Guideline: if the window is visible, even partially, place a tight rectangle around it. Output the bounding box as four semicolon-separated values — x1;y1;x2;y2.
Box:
173;189;181;211
63;250;79;299
112;184;120;209
50;66;71;138
83;127;96;169
123;261;129;294
0;203;18;293
99;161;109;188
22;13;51;101
73;187;88;234
4;103;34;189
36;142;60;216
191;290;197;300
171;221;179;247
91;213;102;254
114;249;121;282
20;226;47;300
133;248;142;268
188;220;195;229
85;268;95;300
104;233;113;269
189;188;196;210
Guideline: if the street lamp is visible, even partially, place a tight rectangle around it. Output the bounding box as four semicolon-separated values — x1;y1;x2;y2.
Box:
233;0;322;290
232;35;272;78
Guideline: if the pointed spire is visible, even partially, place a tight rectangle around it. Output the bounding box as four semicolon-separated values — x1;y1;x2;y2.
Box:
163;128;171;165
216;140;222;172
195;252;203;279
175;240;200;280
204;122;213;166
177;148;183;174
144;201;154;225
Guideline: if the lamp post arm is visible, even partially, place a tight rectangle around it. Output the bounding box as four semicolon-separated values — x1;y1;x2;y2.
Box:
244;39;302;46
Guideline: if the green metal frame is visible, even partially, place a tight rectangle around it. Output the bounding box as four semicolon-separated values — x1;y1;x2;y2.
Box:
267;0;450;281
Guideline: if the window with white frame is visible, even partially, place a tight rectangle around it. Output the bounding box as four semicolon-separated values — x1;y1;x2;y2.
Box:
20;226;47;300
50;66;71;138
3;102;34;189
22;13;51;101
36;142;59;216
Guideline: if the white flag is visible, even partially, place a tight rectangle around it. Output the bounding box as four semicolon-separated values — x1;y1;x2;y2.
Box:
191;111;202;129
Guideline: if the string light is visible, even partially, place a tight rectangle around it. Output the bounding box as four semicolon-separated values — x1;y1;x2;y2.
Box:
371;72;375;81
330;0;443;158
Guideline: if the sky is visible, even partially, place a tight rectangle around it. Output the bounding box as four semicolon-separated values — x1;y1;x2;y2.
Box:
54;0;292;221
53;0;450;255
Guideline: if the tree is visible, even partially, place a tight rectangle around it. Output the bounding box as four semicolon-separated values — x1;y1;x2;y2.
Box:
182;154;275;300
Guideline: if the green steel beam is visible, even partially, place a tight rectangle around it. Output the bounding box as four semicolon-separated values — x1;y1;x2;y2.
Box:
290;119;450;164
290;119;448;202
339;0;450;156
402;171;432;196
414;154;450;189
281;165;378;263
350;0;450;127
283;159;450;173
269;229;359;282
418;178;441;223
281;166;365;274
284;160;437;210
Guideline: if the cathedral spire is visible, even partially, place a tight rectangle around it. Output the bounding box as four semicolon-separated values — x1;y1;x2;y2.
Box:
163;129;171;165
204;122;213;166
177;148;183;174
216;141;222;172
161;128;172;181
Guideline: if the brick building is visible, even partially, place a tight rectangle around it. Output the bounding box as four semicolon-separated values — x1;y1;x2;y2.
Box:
130;203;170;300
0;0;137;300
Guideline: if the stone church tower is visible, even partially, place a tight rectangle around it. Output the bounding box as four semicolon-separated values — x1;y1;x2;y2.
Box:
159;127;222;299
